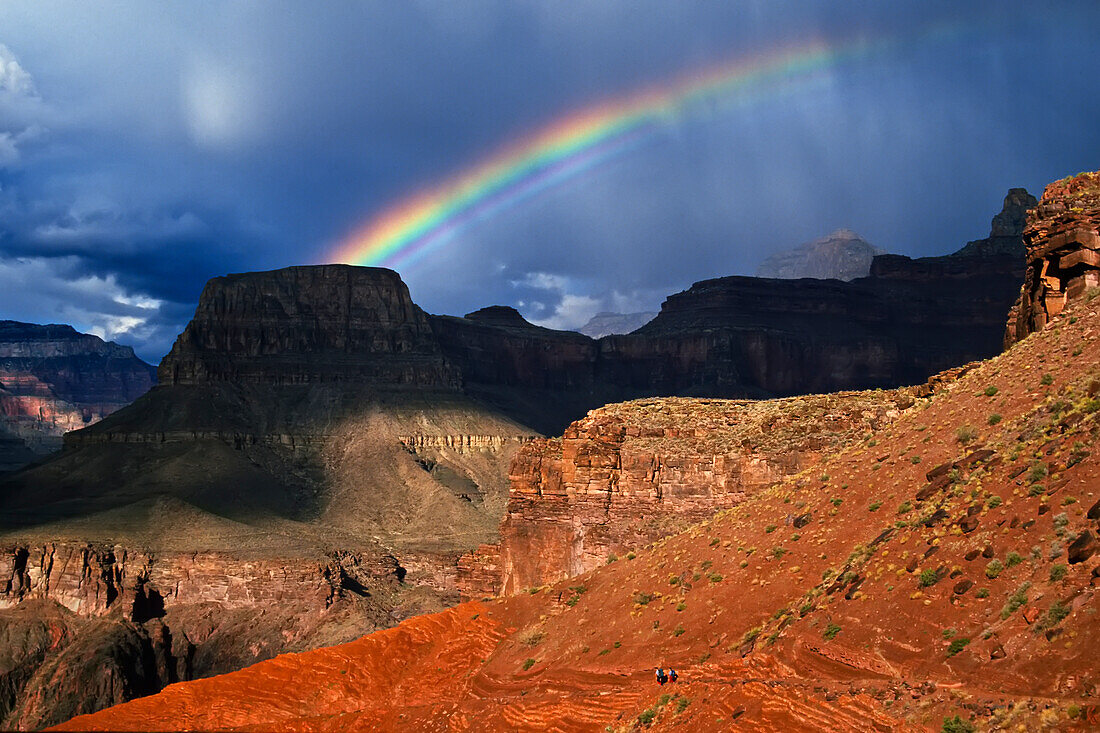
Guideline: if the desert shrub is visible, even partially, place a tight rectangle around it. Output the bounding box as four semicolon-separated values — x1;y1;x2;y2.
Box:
771;546;787;559
897;501;913;515
1040;373;1054;386
741;626;762;645
675;697;690;713
765;524;777;534
673;625;685;637
868;501;881;512
985;559;1004;579
975;588;989;598
946;637;970;656
986;496;1002;509
1038;601;1070;630
956;425;978;444
984;385;999;397
1005;551;1024;567
918;569;940;587
635;592;655;605
637;707;657;726
823;623;841;640
1000;582;1031;619
911;455;922;464
942;715;976;733
675;602;686;612
522;658;536;670
988;413;1002;425
1050;564;1068;582
1029;462;1049;483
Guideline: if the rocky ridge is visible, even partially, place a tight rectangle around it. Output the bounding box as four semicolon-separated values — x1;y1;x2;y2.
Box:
576;312;658;339
756;228;885;281
1005;173;1100;345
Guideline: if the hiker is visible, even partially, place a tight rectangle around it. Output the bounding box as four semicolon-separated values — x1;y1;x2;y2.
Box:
655;667;667;685
669;668;678;683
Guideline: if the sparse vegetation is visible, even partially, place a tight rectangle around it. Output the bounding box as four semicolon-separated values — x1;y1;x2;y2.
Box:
522;658;536;670
1005;551;1024;567
634;592;655;606
985;559;1004;579
823;623;841;640
675;697;690;713
975;588;989;598
988;413;1002;426
1038;601;1071;631
984;385;999;397
1050;564;1068;582
942;715;976;733
897;501;913;515
1040;373;1054;386
765;524;777;534
1001;582;1031;619
918;569;940;588
673;625;685;637
956;425;978;444
1028;462;1049;483
986;496;1002;509
946;637;970;657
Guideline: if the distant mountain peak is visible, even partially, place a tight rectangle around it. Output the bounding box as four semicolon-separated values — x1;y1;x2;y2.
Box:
756;229;885;281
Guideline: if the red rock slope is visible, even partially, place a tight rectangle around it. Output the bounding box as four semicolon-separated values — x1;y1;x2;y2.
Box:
56;223;1100;733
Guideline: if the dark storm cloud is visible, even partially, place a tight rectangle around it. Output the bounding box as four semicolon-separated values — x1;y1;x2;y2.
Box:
0;1;1097;359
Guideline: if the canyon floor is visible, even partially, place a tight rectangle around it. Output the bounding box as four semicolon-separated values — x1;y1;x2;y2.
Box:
55;283;1100;731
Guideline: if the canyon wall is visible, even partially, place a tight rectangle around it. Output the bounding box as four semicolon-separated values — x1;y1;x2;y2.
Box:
482;391;914;596
1005;172;1100;345
0;322;155;470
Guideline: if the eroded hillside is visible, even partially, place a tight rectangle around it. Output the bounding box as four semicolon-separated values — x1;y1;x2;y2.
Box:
56;264;1100;732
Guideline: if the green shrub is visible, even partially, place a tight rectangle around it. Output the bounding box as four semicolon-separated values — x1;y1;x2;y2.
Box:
1000;582;1031;619
975;588;989;598
635;592;655;605
911;455;922;464
673;625;685;637
897;501;913;515
1040;373;1054;386
522;658;536;670
765;524;777;534
942;715;976;733
831;497;843;507
675;602;686;612
985;559;1004;579
988;413;1002;426
637;707;657;726
984;385;999;397
946;637;970;656
1038;601;1070;630
771;546;787;559
986;496;1002;509
1028;462;1049;483
675;697;690;713
823;623;841;640
1006;551;1024;567
1050;564;1068;582
868;501;881;512
918;569;940;588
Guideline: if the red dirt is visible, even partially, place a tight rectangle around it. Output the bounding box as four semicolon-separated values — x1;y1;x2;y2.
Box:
54;294;1100;731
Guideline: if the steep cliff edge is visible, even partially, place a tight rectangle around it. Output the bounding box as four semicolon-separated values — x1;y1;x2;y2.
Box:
0;322;155;470
488;391;914;596
1005;172;1100;345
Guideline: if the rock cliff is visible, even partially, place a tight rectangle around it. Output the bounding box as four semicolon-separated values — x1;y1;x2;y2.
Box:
485;390;913;596
0;322;155;470
755;228;885;281
1005;172;1100;345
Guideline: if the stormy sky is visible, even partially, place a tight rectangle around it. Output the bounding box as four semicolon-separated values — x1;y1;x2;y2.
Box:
0;1;1097;362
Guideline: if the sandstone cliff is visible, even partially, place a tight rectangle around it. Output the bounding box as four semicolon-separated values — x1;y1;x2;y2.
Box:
486;392;912;596
1005;172;1100;345
0;322;155;470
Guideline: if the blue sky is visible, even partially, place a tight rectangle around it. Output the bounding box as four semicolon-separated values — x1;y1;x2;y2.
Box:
0;1;1097;361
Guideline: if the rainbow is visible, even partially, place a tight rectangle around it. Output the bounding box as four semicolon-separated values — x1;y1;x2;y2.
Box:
331;31;942;272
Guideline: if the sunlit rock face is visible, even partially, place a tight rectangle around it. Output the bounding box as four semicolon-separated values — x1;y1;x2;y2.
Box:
1005;172;1100;346
0;321;155;470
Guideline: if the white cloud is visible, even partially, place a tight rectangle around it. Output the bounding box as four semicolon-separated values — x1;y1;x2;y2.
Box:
0;43;35;96
0;255;166;345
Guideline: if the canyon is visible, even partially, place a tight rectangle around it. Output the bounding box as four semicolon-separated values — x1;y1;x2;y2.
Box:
0;190;1041;727
55;172;1100;732
0;322;156;472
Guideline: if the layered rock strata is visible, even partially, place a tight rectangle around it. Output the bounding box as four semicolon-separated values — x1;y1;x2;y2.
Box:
1005;173;1100;345
489;391;913;595
0;322;155;468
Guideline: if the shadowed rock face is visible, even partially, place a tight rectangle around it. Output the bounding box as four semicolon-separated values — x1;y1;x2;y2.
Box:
159;265;458;387
0;322;155;470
